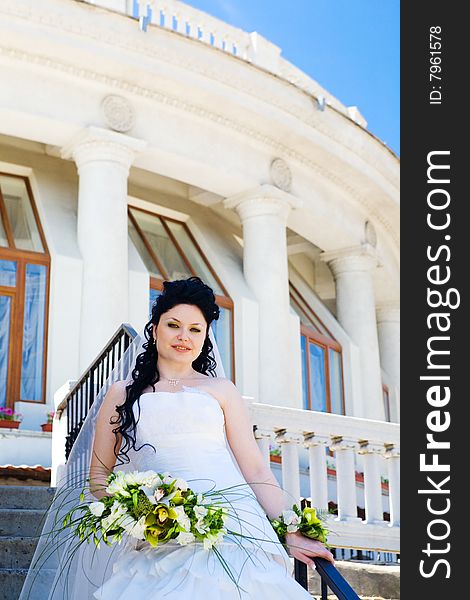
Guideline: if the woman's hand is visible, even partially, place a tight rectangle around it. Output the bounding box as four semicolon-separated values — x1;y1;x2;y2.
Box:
285;531;335;568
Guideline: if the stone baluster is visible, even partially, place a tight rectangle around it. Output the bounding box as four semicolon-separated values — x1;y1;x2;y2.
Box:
304;434;329;510
276;431;303;505
330;437;361;521
358;442;387;525
384;444;400;526
254;428;274;467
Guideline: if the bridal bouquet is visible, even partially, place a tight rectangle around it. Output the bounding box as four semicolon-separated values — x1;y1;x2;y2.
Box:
270;504;330;546
63;470;229;551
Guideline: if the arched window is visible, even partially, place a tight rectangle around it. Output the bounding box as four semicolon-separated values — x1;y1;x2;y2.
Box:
128;206;234;380
290;282;345;414
0;174;50;408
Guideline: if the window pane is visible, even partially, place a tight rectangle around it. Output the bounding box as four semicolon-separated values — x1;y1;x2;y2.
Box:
0;295;12;407
165;221;223;295
21;264;47;401
300;335;309;409
329;348;344;414
0;260;16;287
130;209;191;280
211;306;232;379
0;175;44;252
129;218;163;279
308;342;327;412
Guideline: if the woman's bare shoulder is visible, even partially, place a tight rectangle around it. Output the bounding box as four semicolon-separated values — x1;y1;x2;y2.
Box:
102;380;128;406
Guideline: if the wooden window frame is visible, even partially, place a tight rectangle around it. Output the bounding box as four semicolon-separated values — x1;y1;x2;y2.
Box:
300;323;345;415
0;173;50;408
129;206;235;383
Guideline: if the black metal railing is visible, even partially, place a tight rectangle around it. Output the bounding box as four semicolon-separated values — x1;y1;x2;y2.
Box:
57;324;138;459
293;498;361;598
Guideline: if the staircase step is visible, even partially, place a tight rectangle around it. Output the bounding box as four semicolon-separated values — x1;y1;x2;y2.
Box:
0;509;48;537
0;567;56;600
0;486;55;510
0;537;37;570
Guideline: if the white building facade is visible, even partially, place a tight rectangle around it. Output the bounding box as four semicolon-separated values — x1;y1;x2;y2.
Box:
0;1;399;543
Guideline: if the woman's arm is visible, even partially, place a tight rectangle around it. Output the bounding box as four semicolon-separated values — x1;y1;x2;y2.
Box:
219;380;334;565
89;381;127;499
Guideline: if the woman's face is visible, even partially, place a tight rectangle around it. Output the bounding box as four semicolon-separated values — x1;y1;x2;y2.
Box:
154;303;208;365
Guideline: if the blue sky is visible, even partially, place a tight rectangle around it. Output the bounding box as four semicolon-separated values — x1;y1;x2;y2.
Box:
187;0;400;156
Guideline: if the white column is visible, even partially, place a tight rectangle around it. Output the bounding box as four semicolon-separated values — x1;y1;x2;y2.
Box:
384;445;400;526
321;244;383;420
305;435;329;510
330;437;361;522
62;127;146;371
358;442;387;525
276;431;302;505
224;185;302;407
254;428;273;467
376;304;400;422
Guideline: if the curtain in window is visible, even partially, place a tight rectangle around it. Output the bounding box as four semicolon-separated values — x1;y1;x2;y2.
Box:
308;342;327;412
20;264;46;401
0;295;11;408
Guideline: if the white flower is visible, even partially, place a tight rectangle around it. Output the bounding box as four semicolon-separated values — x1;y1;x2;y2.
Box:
154;487;165;502
101;501;128;531
195;518;209;535
162;472;174;485
120;515;146;540
88;502;105;517
194;505;208;519
287;524;299;533
176;531;195;546
173;506;191;531
282;510;301;527
202;530;226;551
174;478;188;491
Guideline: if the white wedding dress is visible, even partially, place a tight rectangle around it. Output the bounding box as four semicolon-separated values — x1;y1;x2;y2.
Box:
92;386;312;599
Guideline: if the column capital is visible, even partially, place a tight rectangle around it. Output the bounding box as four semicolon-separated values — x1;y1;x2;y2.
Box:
253;428;274;441
275;430;304;445
383;443;400;458
357;441;386;455
329;436;359;452
376;303;400;323
223;184;302;222
303;433;330;448
61;126;147;171
320;243;379;275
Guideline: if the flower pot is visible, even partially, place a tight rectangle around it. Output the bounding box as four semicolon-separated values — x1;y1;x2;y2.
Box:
270;454;282;464
41;423;53;432
0;419;21;429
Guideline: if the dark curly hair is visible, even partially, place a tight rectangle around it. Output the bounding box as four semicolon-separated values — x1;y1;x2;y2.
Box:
112;276;220;464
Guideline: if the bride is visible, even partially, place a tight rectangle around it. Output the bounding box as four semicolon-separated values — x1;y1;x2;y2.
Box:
21;276;333;599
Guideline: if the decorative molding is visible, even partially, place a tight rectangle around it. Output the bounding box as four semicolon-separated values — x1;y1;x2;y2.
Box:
320;243;379;275
101;94;135;133
270;157;292;192
364;220;377;248
0;33;398;243
224;184;302;222
0;1;399;190
61;126;146;170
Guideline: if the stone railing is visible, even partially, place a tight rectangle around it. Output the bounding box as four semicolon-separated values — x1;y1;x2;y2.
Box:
250;402;400;553
81;0;356;120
